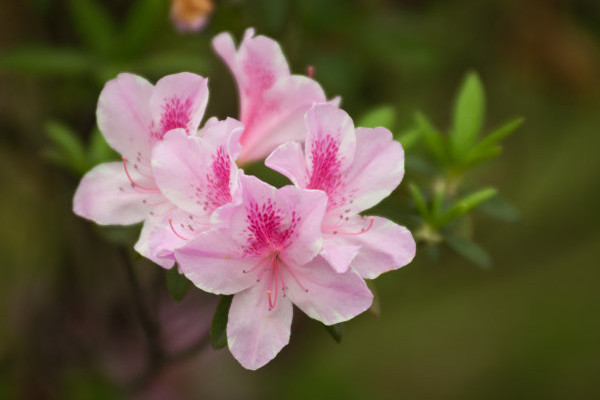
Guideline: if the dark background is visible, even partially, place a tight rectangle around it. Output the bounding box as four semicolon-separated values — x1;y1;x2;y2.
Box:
1;0;599;398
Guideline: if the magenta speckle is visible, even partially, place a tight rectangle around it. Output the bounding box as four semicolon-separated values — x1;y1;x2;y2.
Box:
242;200;299;257
307;134;344;198
154;96;193;139
204;146;232;209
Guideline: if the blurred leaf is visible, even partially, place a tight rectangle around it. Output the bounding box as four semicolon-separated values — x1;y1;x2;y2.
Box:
464;145;502;167
166;267;192;302
445;234;492;269
435;187;497;227
44;121;88;175
397;128;420;151
471;117;524;154
415;112;446;164
88;128;118;167
121;0;169;57
409;182;429;220
451;71;485;159
478;195;521;222
366;280;381;317
136;52;209;76
210;295;233;349
405;155;437;175
431;181;446;217
0;47;91;76
323;323;344;343
358;105;396;129
68;0;117;55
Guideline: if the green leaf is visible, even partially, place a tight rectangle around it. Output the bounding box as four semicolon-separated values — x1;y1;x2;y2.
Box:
0;47;91;76
445;235;492;269
408;182;429;220
397;128;420;151
471;116;524;153
136;52;209;76
166;267;192;302
88;127;118;167
415;112;446;164
68;0;116;55
120;0;169;57
451;71;485;159
323;323;344;343
210;295;233;349
44;121;88;175
431;181;446;218
478;195;520;222
358;105;396;129
464;145;502;167
435;187;497;227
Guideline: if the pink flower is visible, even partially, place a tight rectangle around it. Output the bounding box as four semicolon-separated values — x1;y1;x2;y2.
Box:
175;174;373;369
212;28;330;165
73;72;242;268
266;103;416;278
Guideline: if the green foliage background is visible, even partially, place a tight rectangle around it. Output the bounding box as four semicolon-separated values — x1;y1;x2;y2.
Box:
0;0;599;398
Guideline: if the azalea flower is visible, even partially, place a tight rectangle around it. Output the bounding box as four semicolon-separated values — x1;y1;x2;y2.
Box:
212;28;331;164
175;174;373;369
266;103;416;278
73;72;242;268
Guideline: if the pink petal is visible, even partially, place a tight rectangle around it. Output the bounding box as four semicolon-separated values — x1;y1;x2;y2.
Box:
339;127;405;214
320;240;361;274
151;121;242;216
149;72;209;140
341;216;416;279
96;73;154;161
213;29;327;164
175;230;259;295
284;256;373;325
73;162;164;225
227;281;293;370
134;214;176;269
304;103;356;178
265;141;309;187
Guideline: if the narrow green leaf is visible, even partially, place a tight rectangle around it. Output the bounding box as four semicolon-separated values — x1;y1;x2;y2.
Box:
451;71;485;159
323;323;344;343
68;0;116;55
464;145;502;167
415;112;446;164
435;187;497;227
358;105;396;129
0;47;91;76
478;195;520;222
408;182;429;220
405;155;437;175
45;121;88;174
120;0;169;57
431;181;446;218
88;128;119;167
472;117;524;153
445;235;492;269
166;267;192;302
210;295;233;349
397;128;420;151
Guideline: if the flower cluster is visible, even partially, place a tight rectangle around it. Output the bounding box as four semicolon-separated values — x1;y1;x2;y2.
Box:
73;28;416;370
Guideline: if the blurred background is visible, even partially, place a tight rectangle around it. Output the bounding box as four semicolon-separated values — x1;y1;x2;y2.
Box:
1;0;599;398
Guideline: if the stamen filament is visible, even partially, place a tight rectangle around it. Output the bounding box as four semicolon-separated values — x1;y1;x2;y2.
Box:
328;216;375;236
122;157;159;191
169;218;190;241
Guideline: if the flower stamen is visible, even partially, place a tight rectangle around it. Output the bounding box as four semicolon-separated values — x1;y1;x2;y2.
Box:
169;218;190;241
122;157;159;192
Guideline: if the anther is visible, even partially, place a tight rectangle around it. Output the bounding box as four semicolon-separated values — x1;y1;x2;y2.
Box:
306;65;314;78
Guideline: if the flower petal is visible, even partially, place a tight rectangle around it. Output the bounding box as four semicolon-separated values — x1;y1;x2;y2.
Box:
342;216;416;279
320;240;361;274
151;120;242;216
149;72;209;139
339;127;405;214
96;73;154;160
134;214;176;269
265;141;309;187
175;230;259;295
227;281;293;370
213;29;327;163
73;162;163;225
284;255;373;325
